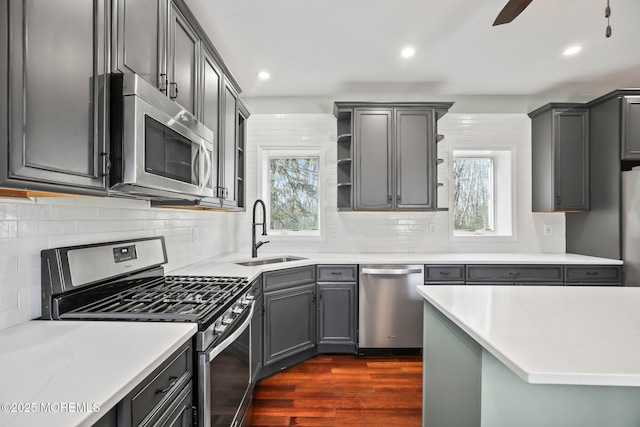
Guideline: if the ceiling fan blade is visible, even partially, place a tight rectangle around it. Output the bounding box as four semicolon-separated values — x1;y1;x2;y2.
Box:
493;0;534;26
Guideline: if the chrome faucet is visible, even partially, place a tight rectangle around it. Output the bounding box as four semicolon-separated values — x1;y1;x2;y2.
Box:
252;199;269;258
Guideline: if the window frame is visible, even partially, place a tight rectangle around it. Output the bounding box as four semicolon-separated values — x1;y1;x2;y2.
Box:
257;144;325;239
450;148;515;240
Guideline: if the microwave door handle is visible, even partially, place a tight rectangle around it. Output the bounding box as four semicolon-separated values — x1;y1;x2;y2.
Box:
191;144;201;184
202;142;213;195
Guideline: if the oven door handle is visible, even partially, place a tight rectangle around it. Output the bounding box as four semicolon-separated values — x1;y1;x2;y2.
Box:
203;301;254;363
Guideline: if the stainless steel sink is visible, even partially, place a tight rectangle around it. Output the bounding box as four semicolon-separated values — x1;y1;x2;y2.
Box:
234;256;307;267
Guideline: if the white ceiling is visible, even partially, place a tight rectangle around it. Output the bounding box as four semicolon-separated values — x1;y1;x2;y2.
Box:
184;0;640;99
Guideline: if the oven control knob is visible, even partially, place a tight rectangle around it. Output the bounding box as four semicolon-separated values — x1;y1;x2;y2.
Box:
214;323;227;334
222;315;233;325
241;294;254;306
232;306;243;314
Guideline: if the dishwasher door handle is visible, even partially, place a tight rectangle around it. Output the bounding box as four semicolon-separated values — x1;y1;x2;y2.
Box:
361;268;422;275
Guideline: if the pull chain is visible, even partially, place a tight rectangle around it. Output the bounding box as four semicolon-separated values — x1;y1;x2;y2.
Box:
605;0;612;37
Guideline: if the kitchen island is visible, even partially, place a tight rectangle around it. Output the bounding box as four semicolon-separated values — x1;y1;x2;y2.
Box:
417;285;640;427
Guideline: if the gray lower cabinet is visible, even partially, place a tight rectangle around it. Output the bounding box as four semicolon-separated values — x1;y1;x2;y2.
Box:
2;0;109;195
466;265;564;286
529;103;589;212
118;341;193;427
564;265;622;286
93;407;118;427
316;265;357;353
424;265;466;285
262;266;316;377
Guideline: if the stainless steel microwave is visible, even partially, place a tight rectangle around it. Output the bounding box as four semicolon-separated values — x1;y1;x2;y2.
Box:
109;73;215;200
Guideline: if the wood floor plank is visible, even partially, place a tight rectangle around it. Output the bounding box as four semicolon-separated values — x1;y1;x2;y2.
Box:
252;355;422;426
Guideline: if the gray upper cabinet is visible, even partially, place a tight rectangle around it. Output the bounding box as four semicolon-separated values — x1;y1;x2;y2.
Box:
529;103;589;212
221;84;238;206
354;109;393;210
566;89;640;260
621;96;640;160
214;82;247;209
200;48;221;136
395;109;436;209
168;3;199;115
112;0;167;92
334;102;452;211
1;0;109;194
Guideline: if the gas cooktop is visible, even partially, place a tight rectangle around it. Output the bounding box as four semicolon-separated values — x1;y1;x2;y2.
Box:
41;237;249;329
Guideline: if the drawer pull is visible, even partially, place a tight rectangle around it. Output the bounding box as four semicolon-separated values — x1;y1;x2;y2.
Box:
439;271;451;275
509;272;520;276
331;271;343;275
156;376;178;394
586;272;599;276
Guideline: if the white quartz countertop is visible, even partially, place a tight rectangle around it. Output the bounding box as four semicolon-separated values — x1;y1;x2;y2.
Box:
169;252;622;281
417;285;640;387
0;321;196;427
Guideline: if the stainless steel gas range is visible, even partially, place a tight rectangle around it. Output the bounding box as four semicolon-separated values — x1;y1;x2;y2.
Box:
41;236;256;427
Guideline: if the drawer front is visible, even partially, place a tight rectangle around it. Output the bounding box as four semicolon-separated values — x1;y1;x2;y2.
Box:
141;381;192;427
565;266;622;284
317;265;357;282
425;265;465;283
466;265;563;283
131;343;192;426
264;266;316;291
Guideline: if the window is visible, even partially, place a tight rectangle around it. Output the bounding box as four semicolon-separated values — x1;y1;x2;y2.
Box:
451;149;513;238
259;147;323;237
269;157;319;232
453;157;494;232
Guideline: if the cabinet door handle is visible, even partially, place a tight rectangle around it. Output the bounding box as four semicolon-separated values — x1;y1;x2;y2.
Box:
100;152;111;176
556;195;561;206
387;195;392;203
159;73;168;94
156;376;178;394
397;194;401;203
170;82;179;99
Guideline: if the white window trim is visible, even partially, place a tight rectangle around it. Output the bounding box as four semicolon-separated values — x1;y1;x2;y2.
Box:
449;147;516;241
257;143;326;240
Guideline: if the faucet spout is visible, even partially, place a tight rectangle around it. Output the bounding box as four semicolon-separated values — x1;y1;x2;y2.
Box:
252;199;269;258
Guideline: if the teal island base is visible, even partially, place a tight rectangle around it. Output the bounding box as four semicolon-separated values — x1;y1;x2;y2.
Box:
423;301;640;427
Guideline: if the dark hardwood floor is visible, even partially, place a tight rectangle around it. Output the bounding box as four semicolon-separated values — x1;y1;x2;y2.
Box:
251;354;422;427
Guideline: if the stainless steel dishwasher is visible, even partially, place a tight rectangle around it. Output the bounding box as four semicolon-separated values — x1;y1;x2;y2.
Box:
358;264;424;352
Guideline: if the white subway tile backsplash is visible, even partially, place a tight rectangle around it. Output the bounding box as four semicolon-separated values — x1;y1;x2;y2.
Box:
0;221;18;238
245;113;565;257
0;195;242;331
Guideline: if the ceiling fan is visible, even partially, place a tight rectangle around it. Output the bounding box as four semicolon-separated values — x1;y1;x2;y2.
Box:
492;0;533;26
493;0;613;37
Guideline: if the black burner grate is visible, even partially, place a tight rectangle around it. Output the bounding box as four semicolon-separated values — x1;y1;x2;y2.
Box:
62;275;248;324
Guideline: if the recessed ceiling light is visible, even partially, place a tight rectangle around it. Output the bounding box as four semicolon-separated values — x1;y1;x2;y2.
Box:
563;45;582;56
401;47;415;58
258;71;271;80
